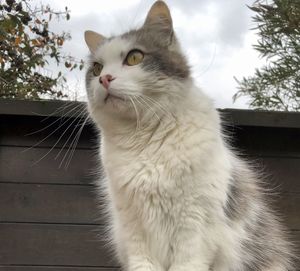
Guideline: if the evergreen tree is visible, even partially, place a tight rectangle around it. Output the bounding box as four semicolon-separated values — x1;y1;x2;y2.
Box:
234;0;300;111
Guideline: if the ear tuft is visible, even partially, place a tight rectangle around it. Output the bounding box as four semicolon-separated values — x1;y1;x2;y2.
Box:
144;1;172;28
84;30;106;53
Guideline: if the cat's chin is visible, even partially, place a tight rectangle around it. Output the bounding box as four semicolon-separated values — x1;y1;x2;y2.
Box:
103;94;128;112
104;93;125;104
91;95;135;121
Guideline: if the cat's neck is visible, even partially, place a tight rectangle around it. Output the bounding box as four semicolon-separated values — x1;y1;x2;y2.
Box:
101;108;177;152
100;86;218;153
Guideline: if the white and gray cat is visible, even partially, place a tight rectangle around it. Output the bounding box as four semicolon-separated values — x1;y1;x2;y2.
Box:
84;1;295;270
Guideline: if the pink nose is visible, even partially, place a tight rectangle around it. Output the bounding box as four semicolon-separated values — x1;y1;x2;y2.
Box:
100;74;115;90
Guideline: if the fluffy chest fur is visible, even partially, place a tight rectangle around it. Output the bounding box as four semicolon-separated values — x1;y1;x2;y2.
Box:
100;96;231;269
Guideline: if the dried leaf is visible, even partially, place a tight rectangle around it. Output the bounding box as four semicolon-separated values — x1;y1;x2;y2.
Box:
57;37;64;46
31;39;40;46
15;36;21;46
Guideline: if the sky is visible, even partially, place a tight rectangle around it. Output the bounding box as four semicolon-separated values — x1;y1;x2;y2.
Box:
44;0;263;109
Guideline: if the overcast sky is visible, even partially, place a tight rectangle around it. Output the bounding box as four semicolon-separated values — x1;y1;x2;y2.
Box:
44;0;263;109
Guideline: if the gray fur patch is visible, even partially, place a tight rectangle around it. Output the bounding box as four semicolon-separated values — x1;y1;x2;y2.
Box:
224;165;295;270
224;184;239;220
224;179;248;221
142;49;190;79
121;24;190;80
241;211;295;271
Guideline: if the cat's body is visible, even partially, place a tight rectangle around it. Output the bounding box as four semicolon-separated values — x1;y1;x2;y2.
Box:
84;1;295;270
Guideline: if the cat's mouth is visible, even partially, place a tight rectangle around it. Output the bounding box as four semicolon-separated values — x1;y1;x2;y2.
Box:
104;93;125;103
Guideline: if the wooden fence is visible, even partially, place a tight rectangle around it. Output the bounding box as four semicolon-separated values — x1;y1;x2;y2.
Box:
0;99;299;270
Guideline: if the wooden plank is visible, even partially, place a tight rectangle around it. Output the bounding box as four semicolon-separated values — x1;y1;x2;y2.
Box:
0;183;104;224
1;146;299;192
0;115;98;149
257;157;300;193
221;109;300;129
0;182;298;230
228;126;300;158
0;146;101;185
0;100;85;118
1;99;300;129
274;193;300;231
0;223;118;267
1;147;299;187
0;224;298;270
0;267;120;271
1;113;299;153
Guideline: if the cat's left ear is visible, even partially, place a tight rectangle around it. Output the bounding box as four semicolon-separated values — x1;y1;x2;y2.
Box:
84;30;106;54
144;1;173;31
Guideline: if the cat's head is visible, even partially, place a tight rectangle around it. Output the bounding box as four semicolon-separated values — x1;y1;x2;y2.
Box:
84;1;190;126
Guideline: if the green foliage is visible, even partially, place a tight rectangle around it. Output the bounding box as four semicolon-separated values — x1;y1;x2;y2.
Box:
234;0;300;111
0;0;84;99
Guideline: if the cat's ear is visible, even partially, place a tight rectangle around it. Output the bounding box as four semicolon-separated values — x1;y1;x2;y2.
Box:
144;1;172;30
84;30;106;54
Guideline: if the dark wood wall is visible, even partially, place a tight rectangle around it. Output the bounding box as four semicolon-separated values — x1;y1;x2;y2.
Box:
0;100;299;270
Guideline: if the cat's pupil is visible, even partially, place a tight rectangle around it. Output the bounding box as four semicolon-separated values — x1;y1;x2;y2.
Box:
125;49;144;66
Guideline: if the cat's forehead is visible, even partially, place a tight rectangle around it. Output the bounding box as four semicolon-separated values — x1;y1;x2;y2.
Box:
94;37;134;61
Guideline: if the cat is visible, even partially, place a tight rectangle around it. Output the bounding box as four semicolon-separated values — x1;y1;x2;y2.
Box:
84;1;295;270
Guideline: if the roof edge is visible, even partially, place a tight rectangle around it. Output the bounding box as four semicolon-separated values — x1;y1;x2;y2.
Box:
1;99;300;128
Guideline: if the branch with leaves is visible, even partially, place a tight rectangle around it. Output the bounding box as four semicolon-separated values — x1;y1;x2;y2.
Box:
0;0;84;99
234;0;300;111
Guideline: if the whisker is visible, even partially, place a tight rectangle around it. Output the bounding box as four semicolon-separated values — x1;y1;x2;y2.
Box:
23;106;85;153
141;95;174;120
130;0;145;27
55;110;89;160
28;101;74;119
41;102;82;122
25;103;84;136
63;115;89;169
129;96;141;132
123;97;141;145
30;110;87;166
134;95;161;123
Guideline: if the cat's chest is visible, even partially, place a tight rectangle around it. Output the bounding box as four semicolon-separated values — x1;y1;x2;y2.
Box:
103;148;188;213
105;152;173;194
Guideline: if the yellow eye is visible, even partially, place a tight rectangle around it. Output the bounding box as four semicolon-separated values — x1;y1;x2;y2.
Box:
93;62;103;76
125;50;144;66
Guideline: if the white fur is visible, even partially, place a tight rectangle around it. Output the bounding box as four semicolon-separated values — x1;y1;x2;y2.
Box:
89;78;245;271
86;28;293;271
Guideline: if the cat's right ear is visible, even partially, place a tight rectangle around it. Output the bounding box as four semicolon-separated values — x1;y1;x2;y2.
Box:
84;30;106;54
144;1;173;30
143;1;174;47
